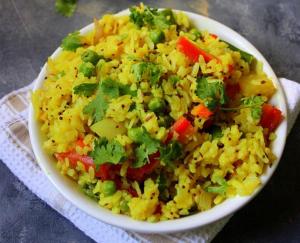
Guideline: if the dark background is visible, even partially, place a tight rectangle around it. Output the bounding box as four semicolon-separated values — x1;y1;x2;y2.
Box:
1;0;300;242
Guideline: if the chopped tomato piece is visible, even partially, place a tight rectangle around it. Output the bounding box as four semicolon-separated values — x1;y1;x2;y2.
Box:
55;151;94;170
172;116;192;134
97;163;121;180
126;152;160;182
225;83;240;99
191;104;213;119
177;36;216;63
55;151;121;180
260;104;283;132
172;116;195;143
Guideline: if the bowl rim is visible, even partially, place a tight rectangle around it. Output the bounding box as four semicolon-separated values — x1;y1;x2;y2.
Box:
28;8;288;233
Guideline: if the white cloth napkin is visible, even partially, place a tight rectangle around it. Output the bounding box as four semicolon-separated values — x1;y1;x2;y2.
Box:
0;78;299;243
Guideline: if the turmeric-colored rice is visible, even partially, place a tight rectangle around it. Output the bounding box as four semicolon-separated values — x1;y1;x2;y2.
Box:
32;4;282;221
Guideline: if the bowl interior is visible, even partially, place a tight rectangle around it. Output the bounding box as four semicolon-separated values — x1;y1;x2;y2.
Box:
28;9;287;233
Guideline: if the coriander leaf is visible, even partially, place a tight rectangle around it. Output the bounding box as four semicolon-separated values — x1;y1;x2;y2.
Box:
133;144;150;168
149;63;162;84
196;77;228;108
55;0;77;17
61;31;82;51
196;77;216;100
205;176;228;195
131;62;162;85
129;7;144;28
144;7;174;29
129;5;175;29
83;78;121;123
100;78;120;98
159;9;176;25
73;83;98;97
223;41;254;63
132;62;148;81
90;138;126;168
204;98;218;111
159;141;182;166
241;96;265;119
128;127;161;168
83;93;108;122
128;127;160;154
119;84;137;97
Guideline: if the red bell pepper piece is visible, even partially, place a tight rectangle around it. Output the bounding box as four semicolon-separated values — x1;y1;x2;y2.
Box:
172;116;195;143
172;116;192;134
177;36;216;63
55;151;94;170
191;104;213;119
260;104;283;132
55;151;120;179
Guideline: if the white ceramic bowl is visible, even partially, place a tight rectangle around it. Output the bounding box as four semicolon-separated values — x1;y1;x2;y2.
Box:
28;9;288;233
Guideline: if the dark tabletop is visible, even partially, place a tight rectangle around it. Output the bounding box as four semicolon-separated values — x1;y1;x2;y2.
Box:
1;0;300;242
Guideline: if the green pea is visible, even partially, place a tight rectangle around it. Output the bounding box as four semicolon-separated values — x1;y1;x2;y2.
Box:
79;62;95;78
148;97;165;113
81;50;101;65
149;30;165;45
128;127;144;143
102;180;116;196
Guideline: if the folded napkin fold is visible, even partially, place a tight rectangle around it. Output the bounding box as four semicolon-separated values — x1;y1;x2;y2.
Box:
0;78;299;243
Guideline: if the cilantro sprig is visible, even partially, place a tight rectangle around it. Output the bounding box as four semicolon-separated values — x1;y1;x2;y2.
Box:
196;77;228;110
220;95;266;119
159;141;182;166
131;62;162;85
128;127;161;168
129;6;175;29
241;96;265;119
73;83;98;97
55;0;77;17
61;31;82;51
90;138;127;168
83;79;136;123
205;176;228;195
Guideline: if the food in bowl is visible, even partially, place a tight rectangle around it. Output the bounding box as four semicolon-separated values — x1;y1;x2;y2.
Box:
32;4;283;222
